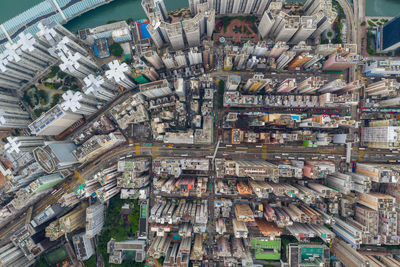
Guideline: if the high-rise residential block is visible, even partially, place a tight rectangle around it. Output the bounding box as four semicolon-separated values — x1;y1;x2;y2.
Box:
288;52;313;71
106;60;136;89
244;73;271;93
83;74;117;102
29;104;82;136
86;203;105;238
277;78;297;93
4;136;45;154
61;90;99;116
323;44;359;71
290;16;316;44
143;50;164;70
139;79;172;98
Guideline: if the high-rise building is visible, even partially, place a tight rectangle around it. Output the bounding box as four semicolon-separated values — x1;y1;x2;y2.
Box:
288;52;313;71
318;79;346;93
291;41;313;54
268;41;289;58
256;0;272;15
189;0;201;14
4;136;45;154
364;59;400;76
175;50;187;67
61;90;99;115
73;131;126;163
244;73;270;93
16;32;57;66
29;104;82;136
233;53;249;70
3;42;47;74
297;76;324;93
275;16;300;42
162;51;178;69
340;80;363;93
0;55;34;89
139;79;172;98
311;9;337;39
27;173;64;193
143;50;164;70
30;204;64;229
246;56;259;70
37;19;78;46
323;44;359;71
277;78;297;93
0;93;31;128
258;11;275;40
86;203;105;238
45;203;88;241
315;43;340;56
58;50;98;79
106;60;136;89
0;44;41;88
202;41;214;69
55;36;89;57
83;74;117;102
72;232;94;261
276;51;296;70
226;75;241;91
226;160;279;181
188;47;203;65
287;243;330;266
361;120;400;149
182;19;201;47
253;41;269;57
364;79;399;96
166;23;185;50
303;0;326;16
174;78;185;100
142;0;168;21
33;141;78;174
377;16;400;52
154;0;169;21
290;16;316;44
146;2;214;50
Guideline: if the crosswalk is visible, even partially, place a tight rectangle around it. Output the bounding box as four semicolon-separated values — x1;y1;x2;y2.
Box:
152;146;160;157
135;143;141;156
262;144;267;159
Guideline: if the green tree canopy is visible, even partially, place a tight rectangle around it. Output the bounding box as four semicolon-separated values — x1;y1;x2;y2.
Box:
110;43;123;57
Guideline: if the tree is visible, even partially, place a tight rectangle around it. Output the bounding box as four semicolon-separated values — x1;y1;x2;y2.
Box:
38;90;49;104
51;94;62;107
110;43;123;58
23;91;33;108
57;71;67;79
83;256;97;267
218;80;225;110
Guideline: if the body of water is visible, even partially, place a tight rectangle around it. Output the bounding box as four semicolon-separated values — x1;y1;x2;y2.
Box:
65;0;188;32
0;0;399;34
0;0;43;23
365;0;400;17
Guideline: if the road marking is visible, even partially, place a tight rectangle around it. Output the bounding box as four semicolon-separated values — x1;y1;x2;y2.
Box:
152;146;160;157
358;150;364;161
135;143;141;156
262;144;267;159
74;170;84;184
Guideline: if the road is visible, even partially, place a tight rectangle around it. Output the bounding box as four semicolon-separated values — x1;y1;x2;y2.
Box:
77;142;400;181
212;70;342;83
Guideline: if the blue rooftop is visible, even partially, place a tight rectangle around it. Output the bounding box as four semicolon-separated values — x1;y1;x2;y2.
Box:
137;19;151;40
382;16;400;51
